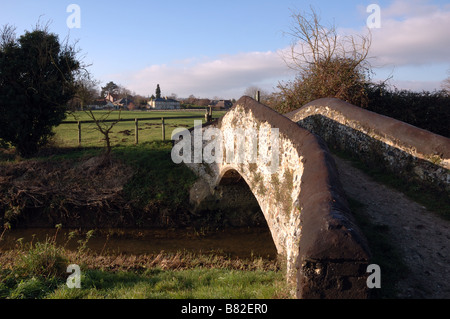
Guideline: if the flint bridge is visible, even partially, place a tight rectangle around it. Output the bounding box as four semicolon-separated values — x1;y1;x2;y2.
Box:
172;96;450;299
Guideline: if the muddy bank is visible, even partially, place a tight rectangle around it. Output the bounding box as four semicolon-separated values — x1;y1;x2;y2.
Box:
0;152;267;231
0;155;134;228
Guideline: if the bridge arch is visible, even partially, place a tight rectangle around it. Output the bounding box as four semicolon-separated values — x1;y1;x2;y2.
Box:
174;96;371;298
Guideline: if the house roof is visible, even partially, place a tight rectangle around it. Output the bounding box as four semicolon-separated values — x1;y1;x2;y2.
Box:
115;97;135;104
106;93;119;99
152;97;180;103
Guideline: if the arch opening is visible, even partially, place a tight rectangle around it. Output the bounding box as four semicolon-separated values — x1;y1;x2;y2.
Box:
190;169;278;259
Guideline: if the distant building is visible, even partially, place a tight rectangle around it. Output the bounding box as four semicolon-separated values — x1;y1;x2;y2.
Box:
86;99;115;110
209;100;233;109
114;97;136;110
147;97;180;110
105;92;119;103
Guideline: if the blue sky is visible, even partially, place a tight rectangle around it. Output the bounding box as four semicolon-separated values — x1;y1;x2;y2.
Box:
1;0;449;99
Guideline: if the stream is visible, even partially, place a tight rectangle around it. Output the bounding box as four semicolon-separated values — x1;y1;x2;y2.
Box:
0;227;278;260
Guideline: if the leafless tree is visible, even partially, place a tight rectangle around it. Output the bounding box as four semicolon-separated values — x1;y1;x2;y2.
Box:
282;7;372;73
86;108;122;161
442;70;450;94
0;24;16;50
275;7;373;113
70;75;99;111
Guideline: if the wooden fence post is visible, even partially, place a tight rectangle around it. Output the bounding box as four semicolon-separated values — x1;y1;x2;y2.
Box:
135;118;139;144
161;117;165;141
77;121;81;147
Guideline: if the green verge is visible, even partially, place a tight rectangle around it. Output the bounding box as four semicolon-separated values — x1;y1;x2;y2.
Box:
112;141;198;212
0;233;288;299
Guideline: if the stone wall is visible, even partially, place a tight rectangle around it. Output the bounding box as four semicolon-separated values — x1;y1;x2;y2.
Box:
285;98;450;192
173;96;371;298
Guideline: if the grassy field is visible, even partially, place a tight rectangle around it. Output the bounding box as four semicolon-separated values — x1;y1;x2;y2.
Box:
0;230;288;299
53;110;226;148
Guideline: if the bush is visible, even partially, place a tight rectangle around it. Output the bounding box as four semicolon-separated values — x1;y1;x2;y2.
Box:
366;83;450;137
275;57;370;113
0;24;81;157
273;8;372;114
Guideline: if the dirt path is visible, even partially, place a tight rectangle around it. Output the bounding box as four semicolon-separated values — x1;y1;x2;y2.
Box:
332;155;450;299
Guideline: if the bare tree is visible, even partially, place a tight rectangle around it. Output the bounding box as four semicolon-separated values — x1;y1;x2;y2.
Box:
442;69;450;94
244;86;270;100
0;24;16;50
275;7;373;113
116;84;132;99
282;8;372;73
70;75;99;111
69;78;122;162
86;108;122;161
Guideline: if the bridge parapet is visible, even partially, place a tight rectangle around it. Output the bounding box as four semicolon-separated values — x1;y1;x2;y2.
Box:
172;96;371;298
285;98;450;192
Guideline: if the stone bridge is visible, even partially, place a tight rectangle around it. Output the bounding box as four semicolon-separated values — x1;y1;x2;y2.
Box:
171;96;450;299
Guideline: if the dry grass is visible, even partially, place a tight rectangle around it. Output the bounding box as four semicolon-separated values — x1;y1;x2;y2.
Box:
0;153;137;229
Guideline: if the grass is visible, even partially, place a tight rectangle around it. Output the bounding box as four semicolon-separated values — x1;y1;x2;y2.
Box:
45;268;286;299
0;229;288;299
113;141;198;213
0;111;288;299
1;265;286;300
54;110;225;148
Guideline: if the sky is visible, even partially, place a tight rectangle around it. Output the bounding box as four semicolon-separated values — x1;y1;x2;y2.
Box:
1;0;449;99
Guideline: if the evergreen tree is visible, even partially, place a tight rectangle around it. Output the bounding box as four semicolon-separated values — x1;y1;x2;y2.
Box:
0;24;81;157
156;84;161;99
101;81;119;97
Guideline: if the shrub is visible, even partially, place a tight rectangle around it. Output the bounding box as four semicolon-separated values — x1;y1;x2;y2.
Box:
366;83;450;137
0;24;82;157
16;238;68;280
274;7;372;113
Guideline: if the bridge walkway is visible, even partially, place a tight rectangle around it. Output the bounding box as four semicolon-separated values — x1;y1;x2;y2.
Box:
332;154;450;298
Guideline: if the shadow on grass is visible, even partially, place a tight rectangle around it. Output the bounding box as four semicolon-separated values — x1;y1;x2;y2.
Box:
112;141;198;211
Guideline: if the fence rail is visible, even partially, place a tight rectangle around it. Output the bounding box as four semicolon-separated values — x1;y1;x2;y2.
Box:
59;114;217;147
62;115;204;124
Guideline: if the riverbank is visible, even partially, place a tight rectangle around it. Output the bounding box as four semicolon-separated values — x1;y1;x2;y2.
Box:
0;227;287;299
0;141;268;231
0;142;287;299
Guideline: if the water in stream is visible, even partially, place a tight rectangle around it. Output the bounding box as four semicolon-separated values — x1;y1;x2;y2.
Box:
0;227;278;260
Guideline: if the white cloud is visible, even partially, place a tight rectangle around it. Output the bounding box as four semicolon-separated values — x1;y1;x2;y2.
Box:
104;0;450;98
105;50;294;99
367;0;450;67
